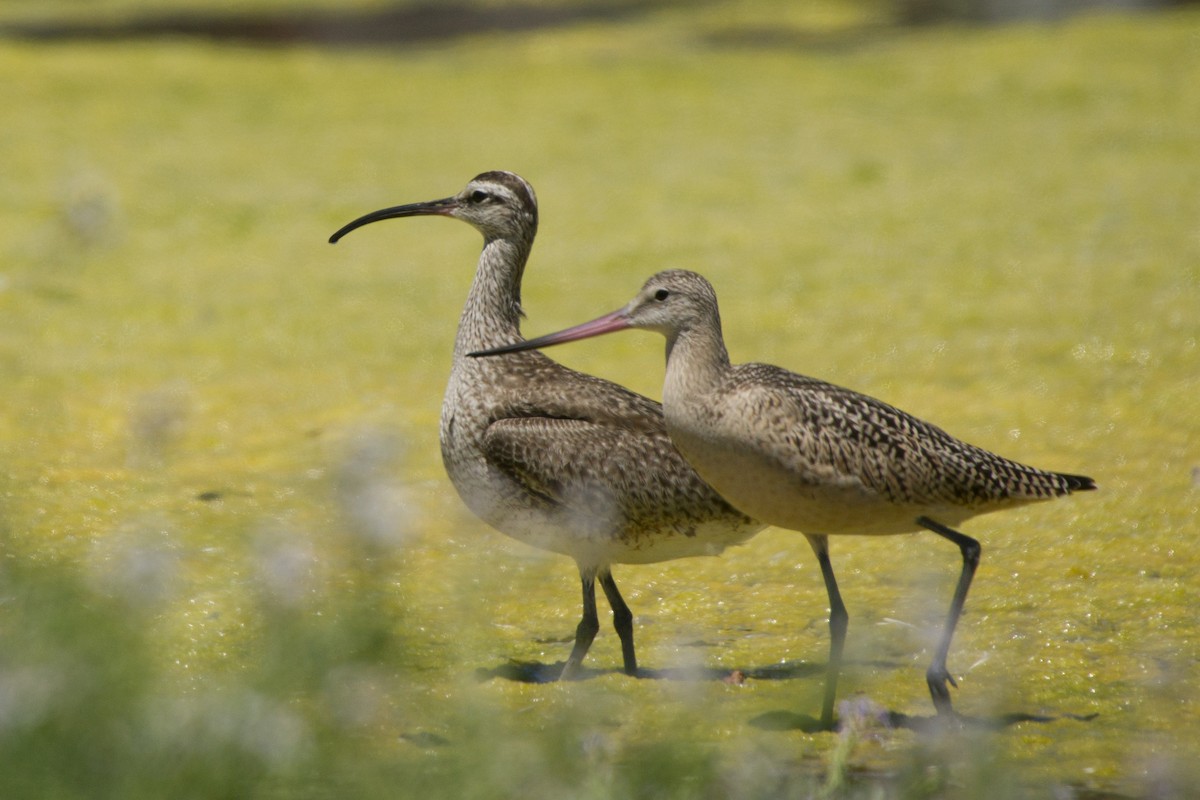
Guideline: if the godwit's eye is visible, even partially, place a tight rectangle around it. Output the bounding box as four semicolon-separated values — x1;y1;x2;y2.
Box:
654;289;670;301
470;190;490;203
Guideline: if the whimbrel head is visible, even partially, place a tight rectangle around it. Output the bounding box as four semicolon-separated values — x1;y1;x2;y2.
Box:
468;269;721;357
329;171;538;245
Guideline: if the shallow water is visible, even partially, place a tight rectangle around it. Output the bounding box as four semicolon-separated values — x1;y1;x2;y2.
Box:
1;3;1197;796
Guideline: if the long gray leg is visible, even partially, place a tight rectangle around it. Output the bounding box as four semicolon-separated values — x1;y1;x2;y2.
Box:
917;516;982;716
807;534;848;731
598;568;638;676
560;566;599;680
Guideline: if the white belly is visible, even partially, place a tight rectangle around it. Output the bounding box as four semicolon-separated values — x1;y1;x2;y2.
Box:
441;440;754;565
440;378;758;567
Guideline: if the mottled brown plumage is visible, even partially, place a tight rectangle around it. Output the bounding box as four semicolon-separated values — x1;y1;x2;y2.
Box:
330;176;761;678
471;268;1096;726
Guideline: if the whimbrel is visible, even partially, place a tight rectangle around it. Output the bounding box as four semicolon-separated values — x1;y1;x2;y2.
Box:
329;177;762;678
470;268;1096;725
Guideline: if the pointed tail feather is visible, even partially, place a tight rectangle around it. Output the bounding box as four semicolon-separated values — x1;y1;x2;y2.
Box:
1059;473;1097;492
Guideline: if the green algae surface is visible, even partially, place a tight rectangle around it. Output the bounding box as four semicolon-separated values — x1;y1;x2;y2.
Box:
1;2;1198;797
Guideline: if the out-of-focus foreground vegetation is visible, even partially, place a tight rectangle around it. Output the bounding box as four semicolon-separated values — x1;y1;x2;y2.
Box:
1;0;1197;797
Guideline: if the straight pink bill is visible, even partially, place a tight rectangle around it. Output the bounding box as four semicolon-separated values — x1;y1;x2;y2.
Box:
468;308;631;358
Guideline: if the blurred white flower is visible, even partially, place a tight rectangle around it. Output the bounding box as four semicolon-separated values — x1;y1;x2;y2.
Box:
333;427;413;549
251;524;323;608
87;515;182;606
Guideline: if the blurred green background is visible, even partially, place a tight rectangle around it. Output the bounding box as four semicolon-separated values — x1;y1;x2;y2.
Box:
1;0;1197;797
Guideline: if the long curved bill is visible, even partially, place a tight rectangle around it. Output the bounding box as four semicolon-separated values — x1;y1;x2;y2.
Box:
329;196;458;244
468;308;632;358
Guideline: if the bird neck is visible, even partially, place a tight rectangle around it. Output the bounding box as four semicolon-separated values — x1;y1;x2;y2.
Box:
662;323;732;406
454;236;530;357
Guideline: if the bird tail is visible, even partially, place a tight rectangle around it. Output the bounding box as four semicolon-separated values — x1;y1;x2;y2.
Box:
1058;473;1097;492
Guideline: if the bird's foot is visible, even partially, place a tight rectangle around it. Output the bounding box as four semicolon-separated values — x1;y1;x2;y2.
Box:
926;664;959;717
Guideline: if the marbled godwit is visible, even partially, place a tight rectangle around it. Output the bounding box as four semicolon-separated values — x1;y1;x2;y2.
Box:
329;177;761;679
470;268;1096;725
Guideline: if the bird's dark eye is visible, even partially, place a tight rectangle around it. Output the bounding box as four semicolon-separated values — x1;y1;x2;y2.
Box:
470;190;490;203
654;289;670;301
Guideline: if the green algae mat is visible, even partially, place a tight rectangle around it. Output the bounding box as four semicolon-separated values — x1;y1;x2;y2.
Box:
1;1;1197;797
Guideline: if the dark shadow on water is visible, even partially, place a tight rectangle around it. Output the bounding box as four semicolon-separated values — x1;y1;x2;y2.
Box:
476;660;566;684
749;708;1100;734
478;660;1101;738
0;0;694;48
888;709;1100;733
477;658;834;684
